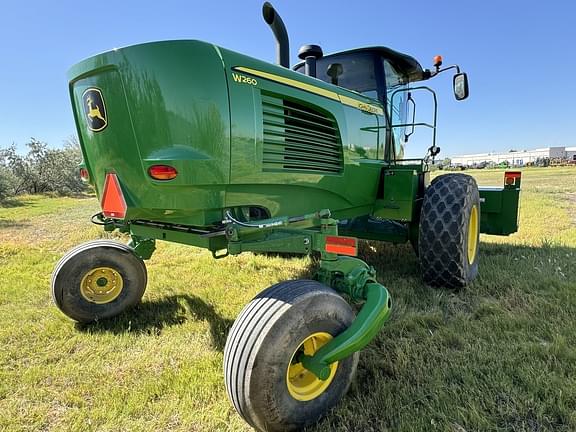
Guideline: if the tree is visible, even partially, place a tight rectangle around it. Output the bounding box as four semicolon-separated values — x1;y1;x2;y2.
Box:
0;137;87;199
0;164;17;199
57;136;86;194
0;144;28;196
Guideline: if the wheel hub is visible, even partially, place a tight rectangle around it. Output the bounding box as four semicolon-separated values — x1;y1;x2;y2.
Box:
80;267;124;304
467;204;479;264
286;332;338;401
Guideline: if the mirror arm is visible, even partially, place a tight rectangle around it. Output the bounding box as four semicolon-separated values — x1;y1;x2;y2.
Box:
429;64;461;78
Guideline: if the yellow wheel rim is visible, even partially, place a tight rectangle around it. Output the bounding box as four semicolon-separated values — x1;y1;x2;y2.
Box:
286;332;338;402
467;204;479;264
80;267;124;304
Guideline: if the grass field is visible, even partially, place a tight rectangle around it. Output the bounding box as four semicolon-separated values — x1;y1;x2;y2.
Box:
1;167;575;431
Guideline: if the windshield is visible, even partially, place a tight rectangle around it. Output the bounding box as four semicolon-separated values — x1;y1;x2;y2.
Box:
294;52;380;99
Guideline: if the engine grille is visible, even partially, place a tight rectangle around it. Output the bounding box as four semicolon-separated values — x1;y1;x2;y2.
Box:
261;93;343;174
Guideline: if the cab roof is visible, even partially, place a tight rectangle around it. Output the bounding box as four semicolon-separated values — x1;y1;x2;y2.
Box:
294;46;426;83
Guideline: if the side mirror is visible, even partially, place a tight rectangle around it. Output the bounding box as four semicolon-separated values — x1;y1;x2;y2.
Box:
428;145;441;157
453;73;469;100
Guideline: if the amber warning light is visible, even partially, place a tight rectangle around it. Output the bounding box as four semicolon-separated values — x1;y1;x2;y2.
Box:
433;55;443;68
101;173;127;219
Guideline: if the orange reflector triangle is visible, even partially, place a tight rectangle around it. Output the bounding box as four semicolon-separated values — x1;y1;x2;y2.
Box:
101;173;127;219
325;236;357;256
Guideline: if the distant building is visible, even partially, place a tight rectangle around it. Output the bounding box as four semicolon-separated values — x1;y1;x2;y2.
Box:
451;146;576;167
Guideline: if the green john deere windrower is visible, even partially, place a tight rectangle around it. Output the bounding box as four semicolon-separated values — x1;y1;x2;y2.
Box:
52;3;521;430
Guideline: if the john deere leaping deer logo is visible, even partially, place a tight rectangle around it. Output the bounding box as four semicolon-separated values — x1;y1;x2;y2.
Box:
82;88;108;132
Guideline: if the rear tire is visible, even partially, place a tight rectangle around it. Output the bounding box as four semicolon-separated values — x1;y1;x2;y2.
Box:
223;280;359;432
419;174;480;288
51;240;147;323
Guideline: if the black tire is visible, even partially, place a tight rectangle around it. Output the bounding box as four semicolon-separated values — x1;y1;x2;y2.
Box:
224;280;359;432
419;174;481;288
51;240;147;323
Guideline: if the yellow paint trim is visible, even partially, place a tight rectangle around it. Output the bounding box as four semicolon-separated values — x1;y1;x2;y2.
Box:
234;66;384;116
235;66;339;100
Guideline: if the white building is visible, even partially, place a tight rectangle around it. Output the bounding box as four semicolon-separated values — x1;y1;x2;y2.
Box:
451;146;576;167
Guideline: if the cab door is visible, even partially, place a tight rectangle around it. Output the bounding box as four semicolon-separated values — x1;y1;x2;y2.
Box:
382;58;409;161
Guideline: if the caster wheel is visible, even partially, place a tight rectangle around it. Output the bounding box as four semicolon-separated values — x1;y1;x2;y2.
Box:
224;279;358;431
51;240;147;323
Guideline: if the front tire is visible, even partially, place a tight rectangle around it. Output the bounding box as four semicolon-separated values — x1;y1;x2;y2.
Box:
419;174;481;288
224;280;359;432
51;240;147;323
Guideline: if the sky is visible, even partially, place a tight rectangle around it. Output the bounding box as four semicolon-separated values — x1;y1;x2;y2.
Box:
0;0;575;158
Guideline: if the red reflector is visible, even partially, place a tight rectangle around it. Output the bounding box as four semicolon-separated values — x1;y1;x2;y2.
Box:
79;168;89;182
148;165;177;180
325;236;357;256
101;173;127;219
504;171;521;186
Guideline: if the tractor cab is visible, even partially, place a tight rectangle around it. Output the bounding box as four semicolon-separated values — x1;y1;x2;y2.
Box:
294;45;469;163
294;46;425;104
294;47;425;160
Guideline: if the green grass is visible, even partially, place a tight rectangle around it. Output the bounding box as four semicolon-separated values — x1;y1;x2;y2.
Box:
1;167;575;431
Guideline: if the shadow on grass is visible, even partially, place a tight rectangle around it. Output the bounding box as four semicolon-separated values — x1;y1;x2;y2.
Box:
346;239;574;290
0;192;96;208
77;294;233;351
0;219;29;229
0;198;30;208
257;241;421;281
61;192;96;200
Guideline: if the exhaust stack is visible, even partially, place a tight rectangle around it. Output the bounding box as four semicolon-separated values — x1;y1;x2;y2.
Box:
262;2;290;68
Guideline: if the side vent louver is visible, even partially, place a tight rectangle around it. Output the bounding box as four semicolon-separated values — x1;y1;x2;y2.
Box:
262;93;343;174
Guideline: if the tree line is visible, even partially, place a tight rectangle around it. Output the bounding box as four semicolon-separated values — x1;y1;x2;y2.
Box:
0;137;87;200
